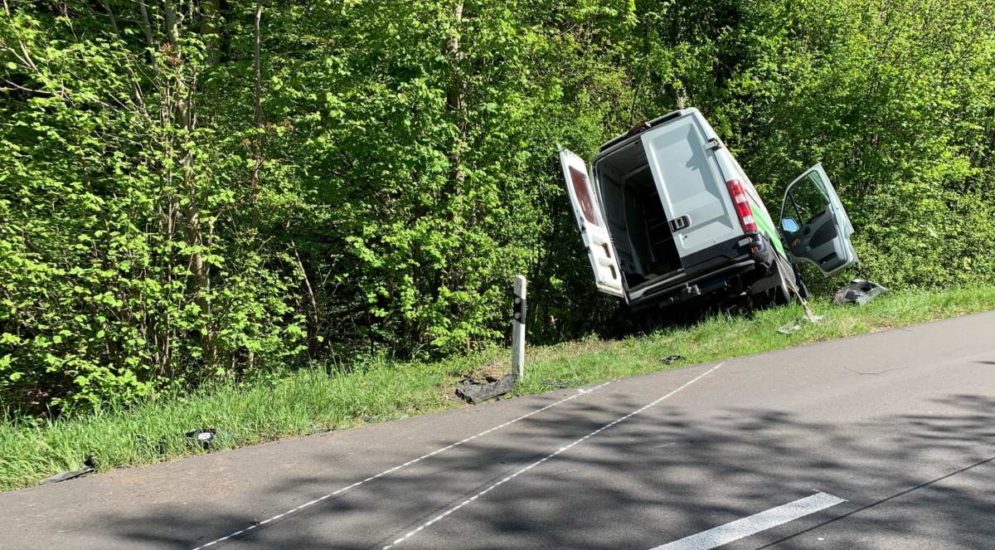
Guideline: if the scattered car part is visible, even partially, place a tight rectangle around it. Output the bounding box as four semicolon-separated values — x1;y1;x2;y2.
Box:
777;314;825;335
39;455;96;485
186;428;217;449
834;279;887;306
456;373;518;404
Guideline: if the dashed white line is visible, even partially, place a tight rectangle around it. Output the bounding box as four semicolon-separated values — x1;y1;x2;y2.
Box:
191;381;611;549
649;491;846;550
382;363;724;549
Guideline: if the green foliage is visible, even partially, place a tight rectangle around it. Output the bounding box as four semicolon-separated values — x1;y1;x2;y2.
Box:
1;2;305;414
1;0;993;416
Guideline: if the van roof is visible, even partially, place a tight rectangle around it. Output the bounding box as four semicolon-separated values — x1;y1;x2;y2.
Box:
597;108;697;154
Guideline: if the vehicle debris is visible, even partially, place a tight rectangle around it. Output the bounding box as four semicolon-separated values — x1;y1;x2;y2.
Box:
39;455;96;485
185;428;217;449
777;314;825;335
456;373;518;404
834;279;887;306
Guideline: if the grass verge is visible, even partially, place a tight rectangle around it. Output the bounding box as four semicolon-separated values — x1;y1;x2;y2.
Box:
2;285;994;492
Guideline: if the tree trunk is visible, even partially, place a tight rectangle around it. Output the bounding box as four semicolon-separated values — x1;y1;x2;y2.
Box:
251;0;263;193
446;1;466;189
162;0;216;370
201;0;222;65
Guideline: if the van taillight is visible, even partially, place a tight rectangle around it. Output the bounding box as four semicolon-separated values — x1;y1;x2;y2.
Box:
726;179;758;233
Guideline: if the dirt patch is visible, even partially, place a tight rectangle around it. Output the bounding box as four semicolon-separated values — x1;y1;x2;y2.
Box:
462;358;513;384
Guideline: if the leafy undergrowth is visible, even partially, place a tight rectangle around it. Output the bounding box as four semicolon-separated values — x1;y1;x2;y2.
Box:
2;286;994;492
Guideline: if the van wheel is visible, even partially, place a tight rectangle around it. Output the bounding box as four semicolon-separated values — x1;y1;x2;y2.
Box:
767;285;791;306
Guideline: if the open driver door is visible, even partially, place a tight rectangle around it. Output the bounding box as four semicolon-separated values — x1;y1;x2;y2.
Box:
779;164;858;277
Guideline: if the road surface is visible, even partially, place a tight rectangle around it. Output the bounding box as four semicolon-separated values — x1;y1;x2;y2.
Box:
2;311;994;549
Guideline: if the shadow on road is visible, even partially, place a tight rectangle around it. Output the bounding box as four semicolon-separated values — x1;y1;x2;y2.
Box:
85;393;995;549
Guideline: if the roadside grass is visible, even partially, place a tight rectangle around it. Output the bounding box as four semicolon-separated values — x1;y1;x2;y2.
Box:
2;285;994;492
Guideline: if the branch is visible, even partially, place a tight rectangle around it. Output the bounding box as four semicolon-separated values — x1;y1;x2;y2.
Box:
254;0;262;128
2;0;39;73
98;0;120;36
250;0;263;192
138;0;156;54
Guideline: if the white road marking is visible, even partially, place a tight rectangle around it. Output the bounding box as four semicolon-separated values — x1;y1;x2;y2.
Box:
191;381;612;549
649;492;846;550
383;362;724;549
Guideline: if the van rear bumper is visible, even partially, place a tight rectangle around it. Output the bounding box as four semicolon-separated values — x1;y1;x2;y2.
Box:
627;234;774;308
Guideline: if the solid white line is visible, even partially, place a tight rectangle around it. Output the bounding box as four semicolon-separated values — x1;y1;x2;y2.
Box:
649;492;847;550
382;363;724;549
190;381;611;550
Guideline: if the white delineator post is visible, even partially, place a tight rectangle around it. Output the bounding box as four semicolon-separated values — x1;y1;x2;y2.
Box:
512;275;527;379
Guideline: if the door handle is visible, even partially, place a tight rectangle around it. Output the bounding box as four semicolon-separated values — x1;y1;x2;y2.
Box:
670;216;691;232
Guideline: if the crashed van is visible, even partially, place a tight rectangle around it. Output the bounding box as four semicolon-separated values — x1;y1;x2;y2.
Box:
560;108;857;309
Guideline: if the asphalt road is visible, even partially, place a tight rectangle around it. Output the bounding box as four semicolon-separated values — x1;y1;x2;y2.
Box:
2;311;994;549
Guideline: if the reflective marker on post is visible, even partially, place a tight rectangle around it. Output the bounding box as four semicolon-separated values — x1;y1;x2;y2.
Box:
512;275;527;379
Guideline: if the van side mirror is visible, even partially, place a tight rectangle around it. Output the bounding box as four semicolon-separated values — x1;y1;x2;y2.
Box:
781;218;800;233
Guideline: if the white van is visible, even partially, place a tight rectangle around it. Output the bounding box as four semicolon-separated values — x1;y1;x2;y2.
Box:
560;108;857;308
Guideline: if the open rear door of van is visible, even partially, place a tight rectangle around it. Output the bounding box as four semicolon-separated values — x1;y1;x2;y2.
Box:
778;164;858;276
559;149;626;298
640;110;743;262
